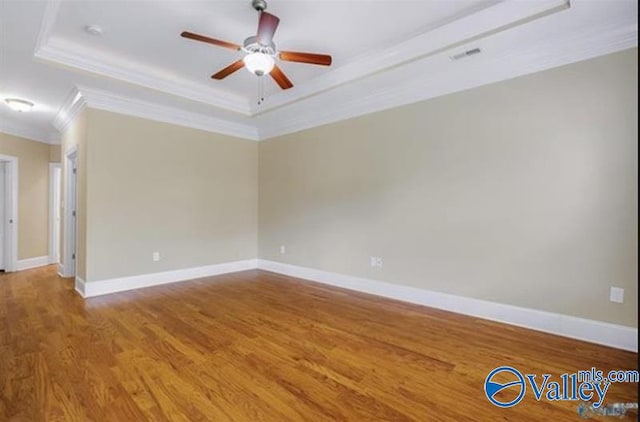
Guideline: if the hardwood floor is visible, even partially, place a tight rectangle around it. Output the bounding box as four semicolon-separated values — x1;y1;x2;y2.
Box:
0;266;637;421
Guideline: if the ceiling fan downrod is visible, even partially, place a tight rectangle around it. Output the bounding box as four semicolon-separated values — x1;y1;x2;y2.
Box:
252;0;267;12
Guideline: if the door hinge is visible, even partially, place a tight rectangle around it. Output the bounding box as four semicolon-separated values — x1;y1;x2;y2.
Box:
72;210;76;217
73;168;77;174
72;253;76;260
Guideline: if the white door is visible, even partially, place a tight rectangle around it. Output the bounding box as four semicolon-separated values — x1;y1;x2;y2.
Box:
0;162;5;270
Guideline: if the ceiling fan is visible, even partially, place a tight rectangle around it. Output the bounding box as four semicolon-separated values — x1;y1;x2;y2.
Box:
180;0;332;93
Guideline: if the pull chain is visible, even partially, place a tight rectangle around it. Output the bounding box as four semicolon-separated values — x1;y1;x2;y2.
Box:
257;76;265;106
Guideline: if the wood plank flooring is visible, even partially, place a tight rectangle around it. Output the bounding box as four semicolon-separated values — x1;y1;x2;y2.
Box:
1;266;637;421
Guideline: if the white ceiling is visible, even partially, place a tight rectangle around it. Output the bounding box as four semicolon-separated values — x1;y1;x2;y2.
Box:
0;0;637;144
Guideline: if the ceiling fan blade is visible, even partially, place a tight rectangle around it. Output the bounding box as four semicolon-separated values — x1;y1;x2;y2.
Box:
257;12;280;46
270;65;293;90
279;51;332;66
181;31;241;51
211;60;245;80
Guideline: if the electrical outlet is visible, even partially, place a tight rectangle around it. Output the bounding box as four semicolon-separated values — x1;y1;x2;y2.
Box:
370;256;383;268
610;287;624;304
152;252;160;262
280;245;286;254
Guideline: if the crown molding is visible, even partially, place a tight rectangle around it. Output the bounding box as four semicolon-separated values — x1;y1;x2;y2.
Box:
250;0;570;116
35;0;637;142
258;20;638;140
33;0;569;118
52;87;86;134
80;86;260;140
0;117;59;145
34;0;251;115
34;0;62;54
54;85;259;140
35;40;252;116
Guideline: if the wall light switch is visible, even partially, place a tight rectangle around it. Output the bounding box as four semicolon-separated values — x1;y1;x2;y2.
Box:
280;245;286;254
152;252;160;262
610;287;624;304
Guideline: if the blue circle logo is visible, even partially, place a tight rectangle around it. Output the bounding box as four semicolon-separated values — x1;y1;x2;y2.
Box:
484;366;526;408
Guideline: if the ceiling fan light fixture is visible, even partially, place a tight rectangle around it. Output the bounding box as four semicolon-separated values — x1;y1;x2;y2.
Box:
243;52;274;76
4;98;34;112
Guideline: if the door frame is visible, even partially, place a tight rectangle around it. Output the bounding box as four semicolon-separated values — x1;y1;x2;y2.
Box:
62;147;77;278
0;154;18;272
49;163;61;265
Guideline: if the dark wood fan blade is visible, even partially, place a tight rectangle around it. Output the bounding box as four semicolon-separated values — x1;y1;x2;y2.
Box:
279;51;332;66
257;12;280;46
270;65;293;89
211;60;245;80
181;31;241;51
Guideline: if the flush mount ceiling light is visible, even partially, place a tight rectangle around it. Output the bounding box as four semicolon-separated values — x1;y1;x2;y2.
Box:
4;98;34;112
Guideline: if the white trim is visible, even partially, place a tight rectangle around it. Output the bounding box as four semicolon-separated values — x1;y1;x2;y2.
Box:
53;87;87;135
57;264;65;278
252;0;570;116
35;41;250;114
74;277;86;297
48;163;61;265
16;256;50;271
53;86;259;141
257;260;638;352
62;146;78;278
33;0;249;114
34;0;62;54
32;0;569;117
258;28;638;140
35;34;249;114
0;154;18;272
0;119;59;145
78;86;259;141
68;257;637;351
34;0;637;142
76;259;258;298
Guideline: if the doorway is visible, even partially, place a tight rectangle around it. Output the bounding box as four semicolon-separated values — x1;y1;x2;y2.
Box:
0;154;18;272
49;163;61;265
63;148;77;278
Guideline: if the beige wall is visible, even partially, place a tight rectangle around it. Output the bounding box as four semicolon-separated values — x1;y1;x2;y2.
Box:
61;109;89;279
0;132;52;260
83;109;258;282
49;144;61;163
259;48;638;327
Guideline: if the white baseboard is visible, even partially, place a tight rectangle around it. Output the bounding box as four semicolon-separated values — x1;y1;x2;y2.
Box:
257;259;638;352
16;256;51;271
75;277;86;297
77;259;258;298
68;256;637;352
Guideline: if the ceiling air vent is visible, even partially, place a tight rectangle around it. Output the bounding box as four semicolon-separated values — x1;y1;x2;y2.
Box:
450;48;481;61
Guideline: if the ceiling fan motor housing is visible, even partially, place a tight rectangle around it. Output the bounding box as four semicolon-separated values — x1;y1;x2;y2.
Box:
242;36;276;55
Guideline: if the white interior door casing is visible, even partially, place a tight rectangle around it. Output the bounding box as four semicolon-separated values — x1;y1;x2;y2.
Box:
0;162;5;270
0;155;18;272
64;149;77;278
49;163;62;264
